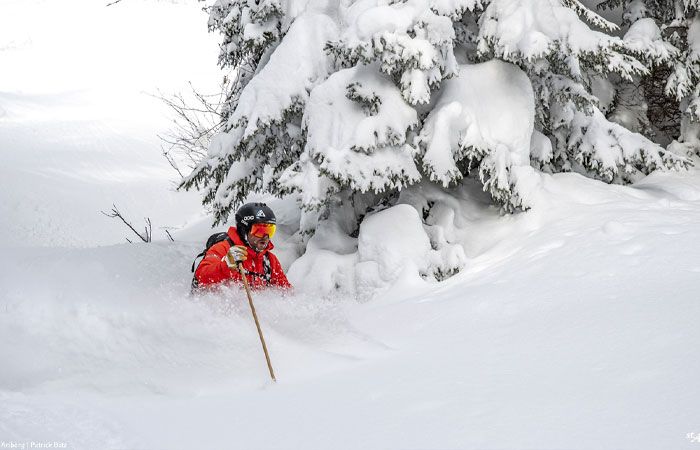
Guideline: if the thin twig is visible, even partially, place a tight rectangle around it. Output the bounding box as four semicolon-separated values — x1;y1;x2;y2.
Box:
101;204;151;242
152;71;236;179
144;217;152;242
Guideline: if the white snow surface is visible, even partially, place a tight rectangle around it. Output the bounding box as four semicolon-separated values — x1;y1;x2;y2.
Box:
2;1;700;449
1;168;700;449
0;0;221;248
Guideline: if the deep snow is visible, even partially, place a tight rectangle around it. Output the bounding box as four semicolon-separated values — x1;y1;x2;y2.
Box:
2;169;700;449
2;1;700;449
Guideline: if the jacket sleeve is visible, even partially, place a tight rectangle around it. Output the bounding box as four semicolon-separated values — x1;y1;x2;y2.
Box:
194;241;242;286
268;253;292;289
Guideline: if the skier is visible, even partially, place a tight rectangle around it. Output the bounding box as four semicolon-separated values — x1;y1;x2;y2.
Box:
193;202;292;290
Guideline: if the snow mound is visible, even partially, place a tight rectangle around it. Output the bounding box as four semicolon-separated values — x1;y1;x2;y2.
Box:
356;204;433;297
288;200;467;300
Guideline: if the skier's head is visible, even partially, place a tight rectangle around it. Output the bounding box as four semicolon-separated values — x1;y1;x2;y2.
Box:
235;202;276;252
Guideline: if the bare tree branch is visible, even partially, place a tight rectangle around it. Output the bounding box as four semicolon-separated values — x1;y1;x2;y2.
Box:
106;0;125;6
101;204;152;243
151;74;236;180
154;54;263;190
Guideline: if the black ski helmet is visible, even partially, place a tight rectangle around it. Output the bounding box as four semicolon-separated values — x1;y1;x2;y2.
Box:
235;202;276;238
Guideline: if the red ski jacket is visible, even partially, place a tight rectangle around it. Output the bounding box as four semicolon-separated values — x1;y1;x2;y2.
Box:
194;227;292;290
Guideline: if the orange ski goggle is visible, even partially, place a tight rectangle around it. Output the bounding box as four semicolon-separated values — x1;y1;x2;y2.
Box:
250;222;276;238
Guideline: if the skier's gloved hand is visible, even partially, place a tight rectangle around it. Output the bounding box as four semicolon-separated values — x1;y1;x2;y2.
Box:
223;245;248;268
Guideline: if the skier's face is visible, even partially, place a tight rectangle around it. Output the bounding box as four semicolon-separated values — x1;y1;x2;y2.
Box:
247;232;269;252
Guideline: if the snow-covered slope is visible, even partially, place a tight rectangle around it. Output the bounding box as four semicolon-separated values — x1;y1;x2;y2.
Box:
2;1;699;449
0;0;219;247
0;90;209;247
2;169;699;450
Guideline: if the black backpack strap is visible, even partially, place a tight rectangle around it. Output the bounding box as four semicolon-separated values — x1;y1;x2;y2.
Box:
191;251;206;273
239;253;272;285
191;275;200;291
263;252;271;284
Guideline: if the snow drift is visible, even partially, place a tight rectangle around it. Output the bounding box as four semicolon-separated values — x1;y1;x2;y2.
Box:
3;168;700;449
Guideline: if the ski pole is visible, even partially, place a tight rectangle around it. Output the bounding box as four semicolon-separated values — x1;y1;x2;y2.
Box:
237;263;277;382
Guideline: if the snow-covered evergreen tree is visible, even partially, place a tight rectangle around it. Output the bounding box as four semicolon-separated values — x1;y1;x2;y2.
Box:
472;0;689;183
181;0;299;222
181;0;691;231
598;0;700;154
